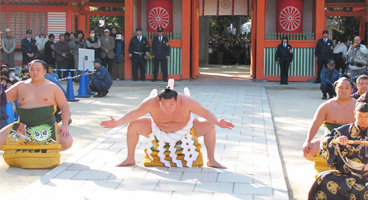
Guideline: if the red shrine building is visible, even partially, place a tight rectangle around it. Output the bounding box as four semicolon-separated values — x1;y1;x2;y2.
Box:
0;0;367;81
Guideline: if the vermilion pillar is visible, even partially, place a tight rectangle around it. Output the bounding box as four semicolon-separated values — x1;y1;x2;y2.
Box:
255;0;265;79
125;0;134;79
181;0;191;79
191;0;199;78
360;17;366;41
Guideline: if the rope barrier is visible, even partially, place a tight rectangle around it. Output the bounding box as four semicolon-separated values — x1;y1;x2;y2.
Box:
10;68;93;72
58;71;94;82
53;69;81;72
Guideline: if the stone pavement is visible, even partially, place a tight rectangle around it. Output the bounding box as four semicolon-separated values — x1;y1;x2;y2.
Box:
14;77;288;200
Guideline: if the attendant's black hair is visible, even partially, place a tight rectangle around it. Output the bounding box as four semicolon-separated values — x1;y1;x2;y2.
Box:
334;77;354;88
158;86;178;101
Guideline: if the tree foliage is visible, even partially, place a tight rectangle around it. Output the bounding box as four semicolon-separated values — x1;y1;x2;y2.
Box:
331;17;360;42
208;16;250;35
89;7;125;33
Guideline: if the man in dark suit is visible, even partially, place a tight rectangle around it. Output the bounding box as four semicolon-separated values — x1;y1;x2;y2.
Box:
128;27;150;81
314;30;334;83
275;36;293;85
21;29;38;66
151;27;170;82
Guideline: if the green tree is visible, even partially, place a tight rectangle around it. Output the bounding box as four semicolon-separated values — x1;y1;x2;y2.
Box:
331;17;360;42
89;6;125;33
209;16;250;36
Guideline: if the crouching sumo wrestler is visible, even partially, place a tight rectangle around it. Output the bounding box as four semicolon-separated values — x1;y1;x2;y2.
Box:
0;60;73;168
101;86;234;168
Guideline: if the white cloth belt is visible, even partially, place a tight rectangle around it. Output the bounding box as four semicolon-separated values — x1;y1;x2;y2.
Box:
151;116;194;144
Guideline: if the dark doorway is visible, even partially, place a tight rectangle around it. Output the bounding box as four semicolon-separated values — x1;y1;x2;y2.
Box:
207;16;251;65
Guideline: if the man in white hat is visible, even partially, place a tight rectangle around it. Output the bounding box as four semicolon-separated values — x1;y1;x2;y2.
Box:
2;29;16;68
100;28;115;76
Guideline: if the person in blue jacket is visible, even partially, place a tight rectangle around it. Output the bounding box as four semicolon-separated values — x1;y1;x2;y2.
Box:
320;59;340;99
45;65;72;125
89;58;112;97
0;83;8;129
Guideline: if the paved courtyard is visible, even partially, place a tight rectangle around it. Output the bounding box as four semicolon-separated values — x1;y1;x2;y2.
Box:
2;70;293;200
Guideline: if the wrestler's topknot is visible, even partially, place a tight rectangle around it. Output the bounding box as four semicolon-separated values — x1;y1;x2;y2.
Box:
158;87;178;101
29;59;49;70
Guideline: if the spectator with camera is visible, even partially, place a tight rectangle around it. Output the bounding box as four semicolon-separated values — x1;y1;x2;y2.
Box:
347;36;368;78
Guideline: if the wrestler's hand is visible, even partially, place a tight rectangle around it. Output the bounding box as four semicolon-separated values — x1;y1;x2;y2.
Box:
218;118;234;130
302;141;311;154
336;136;349;146
59;125;70;138
100;116;117;128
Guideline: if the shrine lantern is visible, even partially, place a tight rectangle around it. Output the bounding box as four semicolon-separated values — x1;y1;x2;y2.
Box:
147;0;173;33
276;0;303;33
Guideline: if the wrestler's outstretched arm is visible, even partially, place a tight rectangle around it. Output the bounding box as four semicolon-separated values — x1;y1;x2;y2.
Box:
303;103;327;154
100;97;152;128
188;96;234;129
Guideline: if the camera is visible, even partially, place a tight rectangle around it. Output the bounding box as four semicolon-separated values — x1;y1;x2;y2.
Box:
353;43;360;49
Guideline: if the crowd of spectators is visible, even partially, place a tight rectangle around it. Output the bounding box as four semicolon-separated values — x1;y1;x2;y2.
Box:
208;33;251;65
1;26;125;81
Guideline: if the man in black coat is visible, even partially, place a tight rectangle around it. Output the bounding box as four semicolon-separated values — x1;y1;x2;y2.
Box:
151;27;170;82
314;30;334;83
275;36;293;85
21;29;38;66
128;27;150;81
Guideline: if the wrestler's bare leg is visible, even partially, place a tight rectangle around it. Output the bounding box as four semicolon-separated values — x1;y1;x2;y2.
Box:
303;139;320;161
116;117;152;167
193;118;226;169
0;124;11;150
58;125;73;151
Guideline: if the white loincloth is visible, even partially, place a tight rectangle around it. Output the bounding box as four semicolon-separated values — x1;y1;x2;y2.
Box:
145;87;198;168
145;115;199;168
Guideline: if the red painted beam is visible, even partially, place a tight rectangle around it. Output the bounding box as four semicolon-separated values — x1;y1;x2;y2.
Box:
325;3;367;8
325;10;367;17
78;10;124;16
264;40;317;48
83;2;124;7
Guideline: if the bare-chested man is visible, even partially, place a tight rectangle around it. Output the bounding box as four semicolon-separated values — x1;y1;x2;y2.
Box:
302;77;356;161
101;87;234;169
0;59;73;151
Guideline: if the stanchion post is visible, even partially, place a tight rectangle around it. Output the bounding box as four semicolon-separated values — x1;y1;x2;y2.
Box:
75;70;90;98
66;72;79;102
